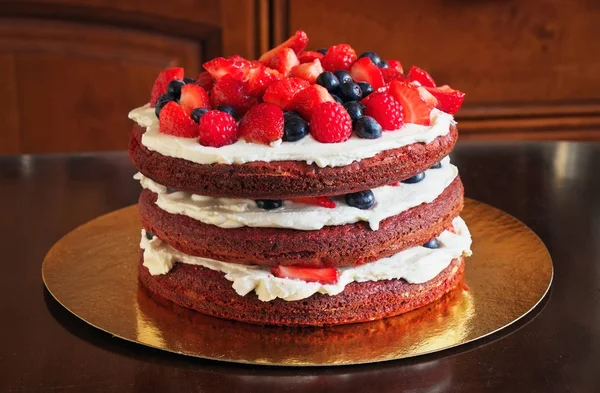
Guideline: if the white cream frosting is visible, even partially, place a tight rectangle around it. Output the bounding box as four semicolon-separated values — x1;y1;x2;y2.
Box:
129;104;456;168
134;157;457;231
140;216;472;302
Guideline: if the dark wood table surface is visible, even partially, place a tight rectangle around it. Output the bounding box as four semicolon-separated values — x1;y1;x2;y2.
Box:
1;141;599;393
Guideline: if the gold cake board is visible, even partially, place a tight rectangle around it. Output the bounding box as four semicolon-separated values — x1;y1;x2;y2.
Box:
42;199;553;366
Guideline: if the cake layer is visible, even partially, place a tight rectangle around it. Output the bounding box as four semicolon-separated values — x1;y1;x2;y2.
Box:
139;176;464;267
128;122;458;199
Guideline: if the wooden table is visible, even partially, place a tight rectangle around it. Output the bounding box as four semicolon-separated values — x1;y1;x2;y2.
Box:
1;142;599;392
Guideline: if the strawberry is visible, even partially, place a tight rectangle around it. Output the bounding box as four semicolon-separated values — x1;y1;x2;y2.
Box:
298;50;324;63
389;80;433;125
239;103;284;144
361;85;390;105
150;67;184;106
417;86;438;107
291;84;335;120
321;44;357;72
210;74;259;115
271;265;339;284
381;68;406;84
363;92;404;131
290;197;336;208
387;60;404;73
446;223;457;234
203;56;251;80
259;30;309;64
269;48;300;76
423;85;466;114
290;59;324;84
310;101;352;143
158;102;198;138
197;110;238;147
245;65;283;96
407;66;436;88
350;57;385;89
195;71;215;91
179;84;210;115
263;78;311;110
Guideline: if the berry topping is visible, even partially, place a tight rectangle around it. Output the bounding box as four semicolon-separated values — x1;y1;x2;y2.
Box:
358;52;383;67
345;190;376;210
211;74;259;115
430;161;442;169
269;48;300;76
309;101;352;143
256;200;283;210
339;81;362;102
150;67;184;106
190;108;209;123
423;85;466;114
381;68;406;84
316;48;328;55
239;103;284;144
321;44;357;72
388;80;433;125
417;86;439;107
350;57;385;89
167;79;185;99
155;93;175;118
283;112;309;142
290;58;325;84
158;102;198;138
290;197;336;208
363;92;404;131
291;84;335;120
355;116;382;139
331;94;344;104
245;65;283;96
179;84;210;115
402;172;426;184
316;71;340;94
387;60;404;73
183;77;195;84
195;71;215;91
197;110;238;147
343;101;364;123
216;105;238;120
263;77;311;110
378;60;389;69
407;66;436;88
270;265;340;285
423;239;440;249
145;231;154;240
259;30;309;64
334;70;353;84
298;50;324;63
357;81;373;97
203;56;251;80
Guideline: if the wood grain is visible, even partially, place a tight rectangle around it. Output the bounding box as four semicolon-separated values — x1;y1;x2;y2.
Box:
0;54;20;154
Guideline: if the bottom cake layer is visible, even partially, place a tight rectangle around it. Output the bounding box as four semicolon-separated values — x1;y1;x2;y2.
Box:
138;254;465;327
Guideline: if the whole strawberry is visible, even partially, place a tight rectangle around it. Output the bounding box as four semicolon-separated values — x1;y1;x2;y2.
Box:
239;103;284;144
310;102;352;143
363;92;404;131
321;44;357;72
198;110;238;147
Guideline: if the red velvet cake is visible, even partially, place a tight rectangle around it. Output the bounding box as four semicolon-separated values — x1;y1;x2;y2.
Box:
128;30;472;326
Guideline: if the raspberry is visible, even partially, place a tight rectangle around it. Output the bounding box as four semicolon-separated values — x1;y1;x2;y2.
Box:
197;110;238;147
321;44;357;72
309;102;352;143
239;103;284;144
363;92;404;131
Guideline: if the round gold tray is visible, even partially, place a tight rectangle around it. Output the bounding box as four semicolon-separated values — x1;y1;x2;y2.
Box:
42;199;552;366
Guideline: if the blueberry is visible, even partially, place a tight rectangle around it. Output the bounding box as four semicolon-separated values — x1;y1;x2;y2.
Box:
423;239;440;249
316;71;340;93
339;81;362;102
331;94;344;104
191;108;209;123
357;81;373;97
256;200;283;210
217;105;238;120
345;190;376;210
183;77;195;84
378;60;389;69
334;70;353;84
167;80;185;99
316;48;328;55
145;231;154;240
166;187;178;194
355;116;382;139
343;101;364;123
283;113;309;142
402;172;426;184
155;93;175;118
358;52;383;66
430;161;442;169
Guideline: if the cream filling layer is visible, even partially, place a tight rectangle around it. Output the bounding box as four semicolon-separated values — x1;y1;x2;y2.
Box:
135;157;457;231
140;216;471;302
129;104;456;168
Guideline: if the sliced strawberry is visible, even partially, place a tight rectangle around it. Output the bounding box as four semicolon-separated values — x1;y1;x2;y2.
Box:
298;50;324;63
350;57;385;89
417;86;438;107
423;85;466;114
239;103;284;144
210;74;259;115
361;85;390;105
387;60;404;73
259;30;309;64
321;44;357;72
290;196;336;208
195;71;215;91
158;101;198;138
203;56;251;80
291;84;335;120
290;59;324;84
245;65;284;96
446;223;457;234
407;66;436;88
381;68;406;84
389;80;433;125
179;84;210;114
269;48;300;76
271;265;340;284
263;77;310;110
150;67;184;106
